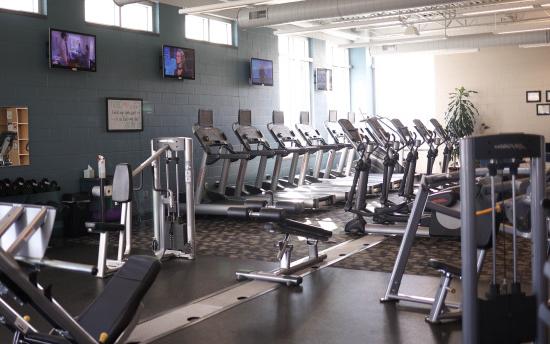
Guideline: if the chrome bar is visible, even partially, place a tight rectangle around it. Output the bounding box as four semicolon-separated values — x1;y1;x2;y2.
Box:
184;138;196;259
460;137;478;344
132;144;170;177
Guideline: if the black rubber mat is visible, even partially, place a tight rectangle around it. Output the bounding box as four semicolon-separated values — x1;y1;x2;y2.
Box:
64;206;533;285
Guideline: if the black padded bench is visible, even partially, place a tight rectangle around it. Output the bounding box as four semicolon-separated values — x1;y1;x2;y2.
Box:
76;255;160;344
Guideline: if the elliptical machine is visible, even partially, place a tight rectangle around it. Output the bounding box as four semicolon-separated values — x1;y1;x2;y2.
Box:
390;118;421;200
430;118;454;173
339;119;415;234
413;119;441;175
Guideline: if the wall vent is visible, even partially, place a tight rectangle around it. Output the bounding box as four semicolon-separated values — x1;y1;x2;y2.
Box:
249;9;267;20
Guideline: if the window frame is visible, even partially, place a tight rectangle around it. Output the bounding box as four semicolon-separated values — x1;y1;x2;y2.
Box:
0;0;46;18
184;14;236;47
84;0;159;35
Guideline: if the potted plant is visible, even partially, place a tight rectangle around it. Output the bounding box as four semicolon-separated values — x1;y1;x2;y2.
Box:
444;86;480;167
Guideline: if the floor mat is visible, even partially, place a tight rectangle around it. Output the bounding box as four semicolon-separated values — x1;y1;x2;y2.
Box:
63;206;534;285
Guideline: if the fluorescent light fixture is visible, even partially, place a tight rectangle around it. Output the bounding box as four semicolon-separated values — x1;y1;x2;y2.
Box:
341;36;447;48
497;27;550;34
463;5;533;16
519;42;550;48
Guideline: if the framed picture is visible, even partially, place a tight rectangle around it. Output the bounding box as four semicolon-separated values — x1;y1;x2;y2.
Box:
315;68;333;91
537;104;550;116
546;90;550;102
526;91;541;103
106;98;143;132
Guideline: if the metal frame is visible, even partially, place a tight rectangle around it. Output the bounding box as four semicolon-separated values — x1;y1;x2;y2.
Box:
460;134;547;344
380;173;475;322
93;137;196;278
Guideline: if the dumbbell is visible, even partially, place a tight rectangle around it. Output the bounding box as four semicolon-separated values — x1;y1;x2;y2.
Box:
25;179;39;194
39;178;59;192
0;179;10;197
12;178;27;195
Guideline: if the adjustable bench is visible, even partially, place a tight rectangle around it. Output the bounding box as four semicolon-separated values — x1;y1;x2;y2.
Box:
0;202;161;344
236;210;332;286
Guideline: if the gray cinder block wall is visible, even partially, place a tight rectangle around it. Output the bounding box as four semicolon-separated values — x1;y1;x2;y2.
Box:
0;0;281;193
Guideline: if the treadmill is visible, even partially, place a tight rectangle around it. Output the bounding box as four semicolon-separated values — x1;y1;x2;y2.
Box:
231;109;335;209
193;110;302;215
324;110;355;177
295;111;351;180
266;111;346;202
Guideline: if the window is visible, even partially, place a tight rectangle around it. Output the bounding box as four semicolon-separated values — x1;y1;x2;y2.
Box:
0;0;42;14
374;53;435;126
279;36;311;126
326;42;351;116
185;15;233;46
85;0;155;33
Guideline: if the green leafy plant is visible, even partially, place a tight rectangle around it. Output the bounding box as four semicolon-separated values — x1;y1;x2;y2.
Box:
444;86;479;161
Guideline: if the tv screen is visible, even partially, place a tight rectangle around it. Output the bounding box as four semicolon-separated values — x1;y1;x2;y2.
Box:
250;58;273;86
49;28;96;72
163;45;195;80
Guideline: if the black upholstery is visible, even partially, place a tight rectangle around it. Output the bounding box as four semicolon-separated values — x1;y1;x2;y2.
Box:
265;219;332;241
23;333;72;343
85;222;125;233
78;255;161;344
112;164;132;203
428;258;461;277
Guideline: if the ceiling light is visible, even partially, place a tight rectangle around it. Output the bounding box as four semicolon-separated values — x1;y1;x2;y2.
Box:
518;42;550;48
404;25;420;36
463;5;534;16
497;27;550;34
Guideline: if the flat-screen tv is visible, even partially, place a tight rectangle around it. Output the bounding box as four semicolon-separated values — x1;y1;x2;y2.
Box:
315;68;332;91
250;58;273;86
49;28;96;72
162;45;195;80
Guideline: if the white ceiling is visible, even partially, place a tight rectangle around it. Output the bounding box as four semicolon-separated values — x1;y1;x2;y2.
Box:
156;0;550;47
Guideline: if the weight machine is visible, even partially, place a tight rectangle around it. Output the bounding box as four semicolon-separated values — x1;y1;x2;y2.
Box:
87;137;196;278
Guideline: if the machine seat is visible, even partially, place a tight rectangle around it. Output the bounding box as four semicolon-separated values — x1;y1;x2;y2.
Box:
85;222;125;233
428;258;461;277
77;255;161;344
23;333;72;343
265;219;332;242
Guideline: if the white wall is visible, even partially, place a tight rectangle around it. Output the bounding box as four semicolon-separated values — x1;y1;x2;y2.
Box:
434;45;550;139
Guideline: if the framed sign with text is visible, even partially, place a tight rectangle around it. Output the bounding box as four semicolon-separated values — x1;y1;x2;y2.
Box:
106;98;143;132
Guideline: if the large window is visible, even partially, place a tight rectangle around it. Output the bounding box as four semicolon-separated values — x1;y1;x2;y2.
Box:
85;0;155;33
0;0;42;14
374;53;435;125
326;42;351;117
279;36;311;126
185;15;233;46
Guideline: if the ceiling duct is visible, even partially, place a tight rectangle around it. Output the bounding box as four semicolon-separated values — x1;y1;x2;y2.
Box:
237;0;465;28
113;0;156;6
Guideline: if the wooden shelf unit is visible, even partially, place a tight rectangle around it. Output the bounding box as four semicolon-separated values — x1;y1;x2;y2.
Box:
0;107;30;166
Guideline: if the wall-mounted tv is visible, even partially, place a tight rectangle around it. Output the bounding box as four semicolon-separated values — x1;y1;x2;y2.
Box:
162;45;195;80
315;68;332;91
250;58;273;86
49;28;96;72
